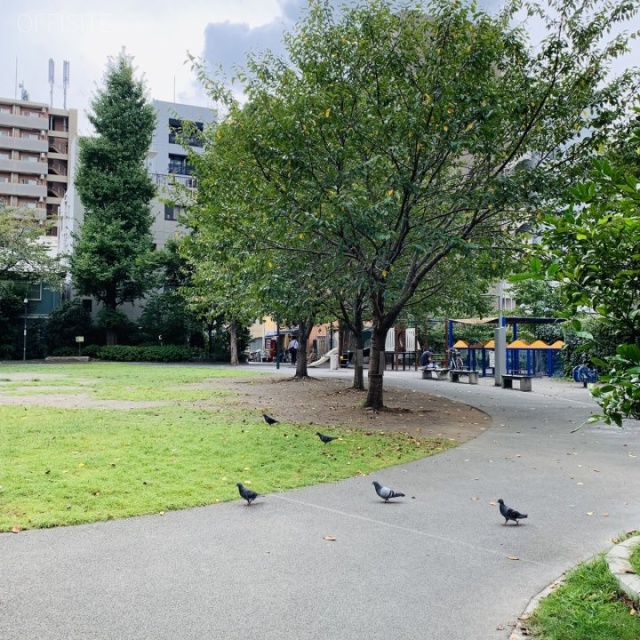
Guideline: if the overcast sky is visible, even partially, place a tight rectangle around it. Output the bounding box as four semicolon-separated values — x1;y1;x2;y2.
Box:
1;0;637;135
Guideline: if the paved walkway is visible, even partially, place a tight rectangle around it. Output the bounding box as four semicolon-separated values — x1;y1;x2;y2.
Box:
1;367;639;639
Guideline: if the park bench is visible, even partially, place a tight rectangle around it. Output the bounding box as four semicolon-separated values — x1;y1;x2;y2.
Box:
450;369;479;384
501;373;533;392
421;367;450;381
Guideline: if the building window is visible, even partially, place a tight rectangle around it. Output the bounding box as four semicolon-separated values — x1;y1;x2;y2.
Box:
20;177;38;185
0;129;10;137
22;132;39;140
22;153;39;162
164;204;183;221
0;174;8;182
28;283;42;301
168;118;204;147
167;154;193;175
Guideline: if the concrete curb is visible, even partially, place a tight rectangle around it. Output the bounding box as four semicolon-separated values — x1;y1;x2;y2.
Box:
509;535;640;639
605;535;640;605
507;576;566;640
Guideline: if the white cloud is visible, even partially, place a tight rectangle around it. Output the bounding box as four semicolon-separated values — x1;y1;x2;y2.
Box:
1;0;637;136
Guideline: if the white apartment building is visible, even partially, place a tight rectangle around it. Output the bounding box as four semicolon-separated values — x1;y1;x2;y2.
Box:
59;99;215;316
147;99;216;249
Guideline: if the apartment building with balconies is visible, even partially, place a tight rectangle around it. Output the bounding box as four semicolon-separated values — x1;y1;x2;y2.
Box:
147;99;215;249
0;97;77;252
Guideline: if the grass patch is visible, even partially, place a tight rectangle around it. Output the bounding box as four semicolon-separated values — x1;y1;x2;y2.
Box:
630;541;640;575
0;363;455;531
527;555;640;640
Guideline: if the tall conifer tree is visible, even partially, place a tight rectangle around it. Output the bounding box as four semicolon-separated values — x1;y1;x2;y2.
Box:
71;51;157;344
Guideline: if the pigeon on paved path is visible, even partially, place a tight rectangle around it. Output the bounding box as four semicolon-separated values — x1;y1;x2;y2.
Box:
498;499;528;525
372;481;405;502
237;482;260;505
263;414;278;425
316;432;338;444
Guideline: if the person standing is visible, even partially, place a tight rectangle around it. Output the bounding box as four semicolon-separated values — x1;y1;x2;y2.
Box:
289;337;299;365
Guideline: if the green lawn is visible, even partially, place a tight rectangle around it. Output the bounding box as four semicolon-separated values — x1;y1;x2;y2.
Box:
0;363;455;531
527;554;640;640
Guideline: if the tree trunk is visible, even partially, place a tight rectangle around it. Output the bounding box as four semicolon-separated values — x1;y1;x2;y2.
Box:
351;328;365;391
364;328;387;409
105;288;118;345
294;318;314;378
229;317;239;365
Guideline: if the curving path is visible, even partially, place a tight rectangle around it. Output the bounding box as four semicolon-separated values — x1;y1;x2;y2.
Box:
1;367;639;640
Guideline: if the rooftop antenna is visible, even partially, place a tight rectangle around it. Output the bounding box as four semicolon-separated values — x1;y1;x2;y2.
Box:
63;61;70;109
48;58;55;107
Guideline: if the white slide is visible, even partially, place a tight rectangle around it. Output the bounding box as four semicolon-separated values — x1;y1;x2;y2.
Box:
308;347;339;367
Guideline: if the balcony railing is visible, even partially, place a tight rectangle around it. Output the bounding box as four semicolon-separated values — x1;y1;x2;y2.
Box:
153;173;198;189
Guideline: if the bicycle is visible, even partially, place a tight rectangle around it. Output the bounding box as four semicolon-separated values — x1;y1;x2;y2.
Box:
448;348;465;370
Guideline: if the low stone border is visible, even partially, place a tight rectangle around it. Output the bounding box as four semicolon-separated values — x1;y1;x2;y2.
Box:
605;535;640;604
44;356;90;363
508;535;640;639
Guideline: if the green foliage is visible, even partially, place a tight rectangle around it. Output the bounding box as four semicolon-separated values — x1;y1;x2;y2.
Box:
188;0;639;405
509;279;564;319
0;282;25;357
590;344;640;426
71;51;159;342
630;541;640;575
138;291;201;347
95;308;141;344
0;204;62;281
95;345;203;362
529;114;640;423
44;299;97;353
561;316;631;376
527;555;640;640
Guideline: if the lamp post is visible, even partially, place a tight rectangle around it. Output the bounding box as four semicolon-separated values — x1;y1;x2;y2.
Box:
23;297;28;363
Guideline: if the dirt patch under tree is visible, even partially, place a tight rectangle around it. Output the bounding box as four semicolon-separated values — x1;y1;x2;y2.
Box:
219;375;491;444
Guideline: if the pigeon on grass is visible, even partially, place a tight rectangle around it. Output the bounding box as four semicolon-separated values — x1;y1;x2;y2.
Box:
236;482;261;505
372;481;405;502
316;432;338;444
263;414;278;425
498;499;528;525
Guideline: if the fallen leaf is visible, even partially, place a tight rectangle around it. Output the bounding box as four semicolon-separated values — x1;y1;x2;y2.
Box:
323;535;337;542
496;624;504;631
11;525;21;534
593;469;600;472
489;501;497;506
602;512;609;517
586;512;593;516
508;556;520;561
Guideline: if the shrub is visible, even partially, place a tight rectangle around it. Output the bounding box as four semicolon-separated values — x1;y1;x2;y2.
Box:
96;345;204;362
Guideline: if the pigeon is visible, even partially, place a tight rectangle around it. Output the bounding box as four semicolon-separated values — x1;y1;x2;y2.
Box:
372;481;405;502
263;414;278;425
236;482;260;505
498;499;528;525
316;432;338;444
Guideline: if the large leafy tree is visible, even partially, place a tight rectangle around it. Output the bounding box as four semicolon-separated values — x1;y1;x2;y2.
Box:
0;204;61;280
71;52;158;344
527;117;640;424
191;0;639;408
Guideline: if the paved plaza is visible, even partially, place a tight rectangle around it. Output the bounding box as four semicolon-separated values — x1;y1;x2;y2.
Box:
1;367;639;639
